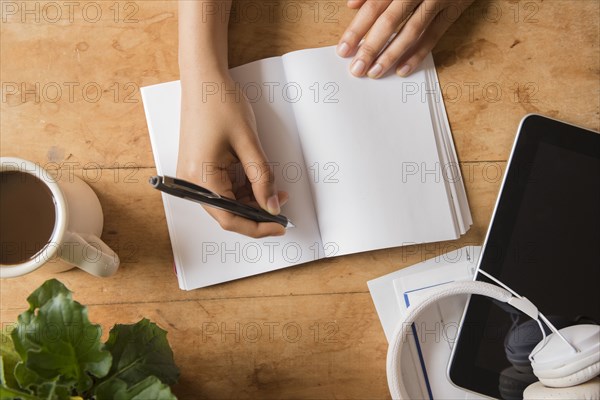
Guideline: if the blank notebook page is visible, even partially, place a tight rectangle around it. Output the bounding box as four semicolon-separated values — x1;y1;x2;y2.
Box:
142;57;323;290
283;49;459;255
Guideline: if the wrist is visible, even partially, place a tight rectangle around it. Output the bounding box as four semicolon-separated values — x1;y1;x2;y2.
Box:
180;61;230;81
180;68;232;99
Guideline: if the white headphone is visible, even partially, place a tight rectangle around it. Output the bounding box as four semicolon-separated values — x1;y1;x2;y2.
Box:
386;279;600;400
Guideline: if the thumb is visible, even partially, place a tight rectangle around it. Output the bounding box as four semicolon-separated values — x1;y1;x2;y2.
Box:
232;133;280;215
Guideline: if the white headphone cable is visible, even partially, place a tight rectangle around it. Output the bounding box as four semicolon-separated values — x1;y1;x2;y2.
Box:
477;269;579;356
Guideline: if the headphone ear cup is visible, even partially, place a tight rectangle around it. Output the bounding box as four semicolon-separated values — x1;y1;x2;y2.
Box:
538;362;600;388
531;325;600;388
505;316;572;374
523;377;600;400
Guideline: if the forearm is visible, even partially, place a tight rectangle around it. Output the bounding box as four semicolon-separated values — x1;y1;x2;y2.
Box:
178;0;231;84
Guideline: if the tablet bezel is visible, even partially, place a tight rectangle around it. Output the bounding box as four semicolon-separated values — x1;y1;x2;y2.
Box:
446;114;600;398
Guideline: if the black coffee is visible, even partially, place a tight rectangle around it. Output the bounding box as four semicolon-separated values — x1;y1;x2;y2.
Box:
0;171;56;265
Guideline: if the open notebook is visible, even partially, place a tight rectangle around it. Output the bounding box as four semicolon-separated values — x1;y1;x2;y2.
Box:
141;45;472;290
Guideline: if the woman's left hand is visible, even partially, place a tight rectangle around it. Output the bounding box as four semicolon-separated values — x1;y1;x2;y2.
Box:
337;0;475;79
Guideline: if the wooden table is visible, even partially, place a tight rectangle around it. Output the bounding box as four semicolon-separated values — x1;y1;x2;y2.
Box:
1;1;598;398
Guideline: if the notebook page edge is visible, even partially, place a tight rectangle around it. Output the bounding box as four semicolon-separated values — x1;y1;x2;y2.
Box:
141;83;188;290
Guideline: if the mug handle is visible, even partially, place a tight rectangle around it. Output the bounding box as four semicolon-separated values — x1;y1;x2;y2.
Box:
61;231;120;277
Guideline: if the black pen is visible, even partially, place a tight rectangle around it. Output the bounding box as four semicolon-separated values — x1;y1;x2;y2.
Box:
149;175;295;229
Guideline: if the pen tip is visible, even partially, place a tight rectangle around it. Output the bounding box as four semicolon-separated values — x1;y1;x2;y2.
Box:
286;220;295;229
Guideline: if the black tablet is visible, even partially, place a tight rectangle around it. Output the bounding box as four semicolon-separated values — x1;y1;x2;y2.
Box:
448;114;600;399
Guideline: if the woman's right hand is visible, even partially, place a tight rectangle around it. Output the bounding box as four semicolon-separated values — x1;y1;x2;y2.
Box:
177;71;289;238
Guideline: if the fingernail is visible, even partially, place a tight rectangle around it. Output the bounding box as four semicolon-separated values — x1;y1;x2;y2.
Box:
397;64;411;77
368;63;383;78
267;195;280;215
351;59;366;76
337;42;350;57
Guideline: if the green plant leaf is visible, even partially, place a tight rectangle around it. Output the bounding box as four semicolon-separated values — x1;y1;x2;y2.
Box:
1;356;40;400
24;279;71;310
13;363;45;392
0;384;39;400
99;319;179;388
0;380;71;400
0;357;41;400
32;380;71;400
0;331;20;390
95;376;176;400
10;279;112;393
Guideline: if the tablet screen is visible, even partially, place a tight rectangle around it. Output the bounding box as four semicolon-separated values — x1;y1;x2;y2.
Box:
449;115;600;399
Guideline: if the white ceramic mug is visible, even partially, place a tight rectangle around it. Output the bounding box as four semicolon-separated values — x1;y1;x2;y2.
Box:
0;157;120;278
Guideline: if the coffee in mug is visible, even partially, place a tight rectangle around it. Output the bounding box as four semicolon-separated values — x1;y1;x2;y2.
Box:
1;170;57;264
0;157;120;278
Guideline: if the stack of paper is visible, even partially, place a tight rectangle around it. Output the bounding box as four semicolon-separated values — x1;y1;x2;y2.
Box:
368;246;485;400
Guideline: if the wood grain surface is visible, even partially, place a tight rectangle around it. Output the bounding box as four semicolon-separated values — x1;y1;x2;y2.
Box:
1;0;598;398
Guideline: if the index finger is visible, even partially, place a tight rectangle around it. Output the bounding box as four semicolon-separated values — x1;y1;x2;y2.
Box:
204;206;286;238
183;161;286;238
